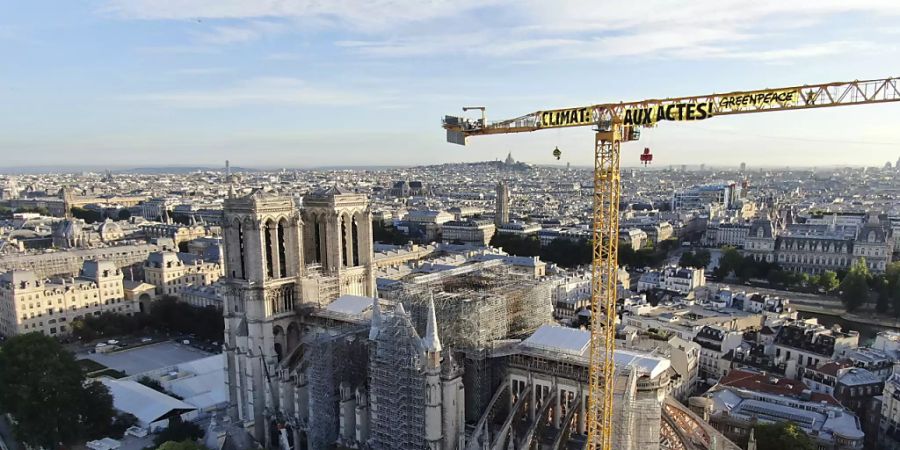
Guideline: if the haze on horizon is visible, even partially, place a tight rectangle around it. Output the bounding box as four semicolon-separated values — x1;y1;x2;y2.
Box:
1;1;900;169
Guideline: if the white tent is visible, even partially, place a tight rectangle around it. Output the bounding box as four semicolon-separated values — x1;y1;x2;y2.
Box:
167;354;228;410
101;379;197;430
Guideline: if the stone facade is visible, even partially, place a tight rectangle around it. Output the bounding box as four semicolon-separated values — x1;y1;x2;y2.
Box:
222;187;378;445
143;251;222;297
744;214;893;274
0;260;137;337
441;220;495;246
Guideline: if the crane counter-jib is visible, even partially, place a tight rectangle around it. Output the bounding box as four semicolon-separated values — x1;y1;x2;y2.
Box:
443;76;900;144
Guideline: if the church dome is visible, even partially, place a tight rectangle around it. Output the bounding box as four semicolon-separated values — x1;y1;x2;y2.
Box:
98;218;123;241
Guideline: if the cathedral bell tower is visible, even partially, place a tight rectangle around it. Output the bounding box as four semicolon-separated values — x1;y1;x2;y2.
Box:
300;186;375;297
221;190;304;442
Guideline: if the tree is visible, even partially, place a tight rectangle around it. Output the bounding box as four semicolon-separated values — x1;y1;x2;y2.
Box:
0;333;115;447
153;417;204;446
118;209;132;220
72;311;150;342
110;413;139;439
490;233;541;258
817;270;839;294
138;376;166;393
717;247;744;279
693;249;712;269
752;422;815;450
372;221;409;245
71;206;103;223
678;249;709;270
540;238;590;268
679;251;697;268
81;380;117;438
157;441;209;450
72;316;99;341
840;258;871;312
877;278;891;314
883;262;900;316
712;265;728;280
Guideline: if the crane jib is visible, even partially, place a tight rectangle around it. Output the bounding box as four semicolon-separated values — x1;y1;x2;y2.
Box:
535;87;804;130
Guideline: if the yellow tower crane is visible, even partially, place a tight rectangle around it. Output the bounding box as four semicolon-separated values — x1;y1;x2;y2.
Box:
442;76;900;450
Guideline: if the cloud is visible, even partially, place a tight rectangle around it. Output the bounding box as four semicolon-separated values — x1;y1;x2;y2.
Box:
100;0;498;31
101;0;900;62
170;67;232;76
336;0;900;62
193;20;287;45
265;52;305;61
716;40;875;62
136;45;221;55
117;77;387;108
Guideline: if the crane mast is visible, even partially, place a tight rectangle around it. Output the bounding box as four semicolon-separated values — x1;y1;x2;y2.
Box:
442;76;900;450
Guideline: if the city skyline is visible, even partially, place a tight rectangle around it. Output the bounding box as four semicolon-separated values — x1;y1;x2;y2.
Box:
2;1;900;168
3;135;900;449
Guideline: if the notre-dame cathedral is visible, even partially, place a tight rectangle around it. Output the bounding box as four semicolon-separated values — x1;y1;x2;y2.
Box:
221;187;464;450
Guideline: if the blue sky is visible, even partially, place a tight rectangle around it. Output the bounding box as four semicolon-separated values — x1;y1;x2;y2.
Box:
1;1;900;169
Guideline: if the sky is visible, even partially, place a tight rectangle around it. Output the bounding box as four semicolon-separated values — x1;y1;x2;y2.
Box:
1;1;900;169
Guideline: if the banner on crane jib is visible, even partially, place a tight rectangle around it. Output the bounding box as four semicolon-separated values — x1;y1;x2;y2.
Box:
718;89;800;111
622;103;713;126
540;107;595;128
622;88;801;126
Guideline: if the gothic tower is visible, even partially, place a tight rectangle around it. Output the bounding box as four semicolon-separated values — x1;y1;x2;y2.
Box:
301;186;375;297
495;181;510;227
221;190;305;442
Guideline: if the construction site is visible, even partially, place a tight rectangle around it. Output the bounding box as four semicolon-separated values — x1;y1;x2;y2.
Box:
217;77;900;450
273;252;733;450
380;261;555;422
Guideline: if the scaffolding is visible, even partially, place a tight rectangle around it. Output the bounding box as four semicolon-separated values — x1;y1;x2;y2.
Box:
302;264;340;307
305;328;369;449
369;307;428;450
611;366;663;450
383;266;553;348
381;265;554;425
494;281;553;338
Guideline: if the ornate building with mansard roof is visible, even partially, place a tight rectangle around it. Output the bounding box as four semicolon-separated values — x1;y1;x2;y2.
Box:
744;212;893;274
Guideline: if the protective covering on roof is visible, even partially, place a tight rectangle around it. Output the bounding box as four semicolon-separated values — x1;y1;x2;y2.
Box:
326;295;374;316
101;378;196;425
523;324;590;356
522;325;671;378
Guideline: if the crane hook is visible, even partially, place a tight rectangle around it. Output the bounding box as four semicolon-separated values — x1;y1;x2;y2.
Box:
552;146;562;160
